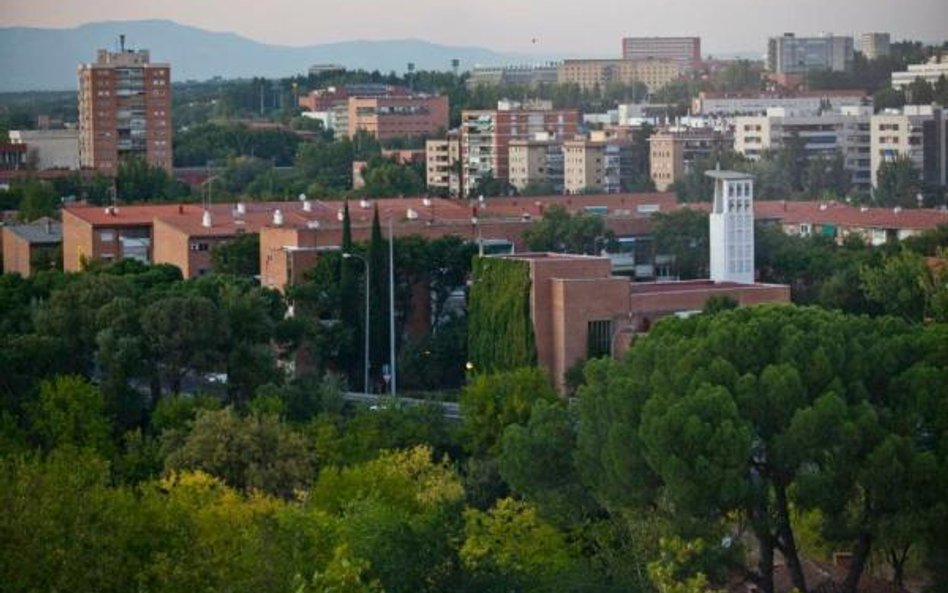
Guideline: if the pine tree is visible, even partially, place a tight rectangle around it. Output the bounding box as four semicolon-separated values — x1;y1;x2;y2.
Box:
338;201;363;388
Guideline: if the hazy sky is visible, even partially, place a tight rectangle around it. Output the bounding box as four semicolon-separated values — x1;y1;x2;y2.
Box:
2;0;946;56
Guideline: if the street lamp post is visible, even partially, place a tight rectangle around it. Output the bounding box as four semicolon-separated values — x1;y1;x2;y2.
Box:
343;252;370;394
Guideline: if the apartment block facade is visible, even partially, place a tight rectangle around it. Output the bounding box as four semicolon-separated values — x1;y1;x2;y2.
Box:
691;90;867;116
563;139;632;195
426;133;461;196
734;106;874;188
460;101;580;198
78;45;172;175
870;105;947;188
860;33;891;60
766;33;854;74
508;139;564;194
347;94;449;141
557;59;684;93
649;127;732;191
621;37;701;67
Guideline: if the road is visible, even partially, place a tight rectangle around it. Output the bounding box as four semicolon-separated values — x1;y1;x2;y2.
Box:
343;391;462;421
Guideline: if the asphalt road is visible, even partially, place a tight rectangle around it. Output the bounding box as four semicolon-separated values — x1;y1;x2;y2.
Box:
343;391;462;421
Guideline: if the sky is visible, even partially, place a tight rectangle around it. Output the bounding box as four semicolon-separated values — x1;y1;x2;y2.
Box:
2;0;946;56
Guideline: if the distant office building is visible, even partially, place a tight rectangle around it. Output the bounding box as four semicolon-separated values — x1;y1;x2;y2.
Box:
460;100;580;197
734;106;874;188
557;59;684;93
347;94;449;141
426;133;461;196
649;127;732;191
691;90;867;116
860;33;891;60
0;143;27;170
307;64;346;77
621;37;701;67
870;105;947;188
891;55;948;90
78;39;172;175
467;63;560;88
8;129;80;170
766;33;854;75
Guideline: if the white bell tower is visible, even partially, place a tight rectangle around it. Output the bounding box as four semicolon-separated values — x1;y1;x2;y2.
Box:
706;170;755;284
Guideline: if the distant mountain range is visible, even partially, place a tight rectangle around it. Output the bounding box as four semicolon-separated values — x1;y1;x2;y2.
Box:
0;20;558;92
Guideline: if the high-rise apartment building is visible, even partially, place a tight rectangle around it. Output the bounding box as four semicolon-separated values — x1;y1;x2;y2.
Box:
766;33;854;75
508;139;564;194
563;139;633;195
460;100;580;198
871;105;947;188
78;40;172;175
621;37;701;67
860;33;891;60
426;132;461;196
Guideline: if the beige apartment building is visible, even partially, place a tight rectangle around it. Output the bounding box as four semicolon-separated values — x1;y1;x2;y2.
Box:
621;37;701;67
78;41;172;175
348;94;449;141
426;133;461;196
557;59;684;93
649;128;732;191
870;105;947;188
508;139;564;194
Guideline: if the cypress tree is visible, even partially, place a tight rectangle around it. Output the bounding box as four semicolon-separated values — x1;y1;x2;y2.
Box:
367;205;390;389
338;201;362;388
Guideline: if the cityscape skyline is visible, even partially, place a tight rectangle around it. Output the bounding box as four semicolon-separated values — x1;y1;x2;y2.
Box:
2;0;946;57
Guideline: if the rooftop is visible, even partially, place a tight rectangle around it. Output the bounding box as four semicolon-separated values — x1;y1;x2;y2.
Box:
4;217;62;244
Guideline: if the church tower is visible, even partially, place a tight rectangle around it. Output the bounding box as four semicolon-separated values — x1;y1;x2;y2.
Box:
706;169;754;284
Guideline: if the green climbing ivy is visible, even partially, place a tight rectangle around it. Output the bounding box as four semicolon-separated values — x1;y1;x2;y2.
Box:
467;256;536;373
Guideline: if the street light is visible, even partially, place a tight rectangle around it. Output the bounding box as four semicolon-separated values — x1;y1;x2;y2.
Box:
343;252;370;394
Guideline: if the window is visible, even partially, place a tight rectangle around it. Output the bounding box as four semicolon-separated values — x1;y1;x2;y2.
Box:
587;320;613;359
99;230;114;242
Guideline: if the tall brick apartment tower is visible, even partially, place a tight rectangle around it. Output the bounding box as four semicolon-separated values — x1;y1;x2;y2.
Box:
78;36;172;176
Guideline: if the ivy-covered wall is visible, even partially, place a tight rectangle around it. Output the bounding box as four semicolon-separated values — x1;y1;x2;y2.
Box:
467;256;536;373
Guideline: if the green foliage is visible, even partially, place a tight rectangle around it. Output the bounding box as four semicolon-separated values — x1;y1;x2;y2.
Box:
860;249;929;322
173;122;302;167
16;178;58;221
361;158;425;198
29;375;112;455
578;305;947;591
211;233;261;277
522;204;613;254
467;257;536;373
461;497;575;591
164;407;314;498
460;367;556;456
116;157;175;202
875;155;923;208
652;209;710;279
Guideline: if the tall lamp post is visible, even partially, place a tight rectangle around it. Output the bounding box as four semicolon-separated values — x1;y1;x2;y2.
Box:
343;252;370;394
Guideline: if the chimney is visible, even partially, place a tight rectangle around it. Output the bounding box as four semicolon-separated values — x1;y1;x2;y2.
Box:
202;210;212;228
273;209;284;226
236;202;246;215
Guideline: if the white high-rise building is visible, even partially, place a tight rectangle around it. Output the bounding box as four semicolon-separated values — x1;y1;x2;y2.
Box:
707;170;755;285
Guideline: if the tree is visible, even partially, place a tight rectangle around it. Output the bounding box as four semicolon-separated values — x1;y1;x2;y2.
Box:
460;366;556;457
578;306;944;593
29;375;112;455
875;155;922;208
17;179;58;222
651;209;710;279
361;158;424;198
164;407;314;498
116;157;172;202
522;205;613;254
860;249;929;322
141;295;227;394
367;206;389;389
211;233;260;277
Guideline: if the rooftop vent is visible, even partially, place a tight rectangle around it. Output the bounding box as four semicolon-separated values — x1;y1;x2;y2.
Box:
202;210;212;228
273;209;284;226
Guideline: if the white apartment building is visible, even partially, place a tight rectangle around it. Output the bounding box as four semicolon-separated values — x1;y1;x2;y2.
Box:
891;55;948;90
870;105;947;188
692;90;867;116
734;106;873;187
